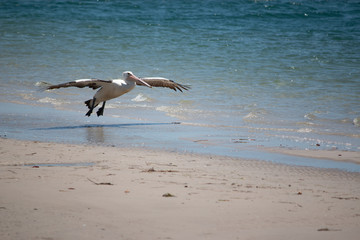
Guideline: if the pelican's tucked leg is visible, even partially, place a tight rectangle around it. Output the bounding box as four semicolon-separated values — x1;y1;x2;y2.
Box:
96;101;106;117
85;98;96;117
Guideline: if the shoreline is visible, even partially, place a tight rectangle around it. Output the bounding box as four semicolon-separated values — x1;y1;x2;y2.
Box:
1;138;359;239
1;101;359;173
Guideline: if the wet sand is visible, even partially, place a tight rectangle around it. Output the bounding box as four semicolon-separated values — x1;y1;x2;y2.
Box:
1;138;359;240
265;147;360;165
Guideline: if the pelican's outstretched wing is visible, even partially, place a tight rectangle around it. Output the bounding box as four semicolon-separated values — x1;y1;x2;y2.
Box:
47;79;112;90
136;77;190;92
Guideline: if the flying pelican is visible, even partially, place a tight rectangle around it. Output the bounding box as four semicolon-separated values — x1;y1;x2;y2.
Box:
46;71;190;117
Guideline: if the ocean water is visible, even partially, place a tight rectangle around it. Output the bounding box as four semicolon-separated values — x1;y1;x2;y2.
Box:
1;0;359;170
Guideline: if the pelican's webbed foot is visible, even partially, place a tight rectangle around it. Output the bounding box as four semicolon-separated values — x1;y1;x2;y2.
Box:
85;97;97;117
85;109;93;117
96;101;106;117
96;108;104;117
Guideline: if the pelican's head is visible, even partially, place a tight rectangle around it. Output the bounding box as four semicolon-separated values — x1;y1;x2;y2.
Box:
122;71;151;88
122;71;134;79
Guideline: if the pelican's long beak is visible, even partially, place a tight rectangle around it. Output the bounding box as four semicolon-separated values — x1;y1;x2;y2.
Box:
129;74;152;88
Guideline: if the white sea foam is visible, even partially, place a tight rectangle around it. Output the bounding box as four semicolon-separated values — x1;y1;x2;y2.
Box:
243;109;267;122
156;105;209;120
353;117;360;127
156;106;184;119
34;81;51;87
297;128;313;133
105;103;119;109
131;93;151;102
19;93;36;101
243;112;258;120
304;113;317;120
38;97;68;106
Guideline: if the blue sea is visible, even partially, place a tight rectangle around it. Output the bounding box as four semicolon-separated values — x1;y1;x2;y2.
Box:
1;0;359;171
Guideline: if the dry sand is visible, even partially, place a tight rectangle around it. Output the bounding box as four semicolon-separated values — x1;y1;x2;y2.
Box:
1;138;359;240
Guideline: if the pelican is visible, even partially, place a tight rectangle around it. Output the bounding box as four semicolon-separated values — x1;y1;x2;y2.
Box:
46;71;190;117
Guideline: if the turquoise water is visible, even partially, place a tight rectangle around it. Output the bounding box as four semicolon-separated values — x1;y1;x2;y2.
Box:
1;1;359;170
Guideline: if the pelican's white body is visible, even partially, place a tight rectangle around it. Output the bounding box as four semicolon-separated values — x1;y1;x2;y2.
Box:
91;79;135;106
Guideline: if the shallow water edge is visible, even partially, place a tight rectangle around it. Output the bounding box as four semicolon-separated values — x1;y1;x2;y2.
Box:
1;102;359;172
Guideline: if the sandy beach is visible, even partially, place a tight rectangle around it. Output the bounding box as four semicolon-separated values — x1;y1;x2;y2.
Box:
1;138;359;240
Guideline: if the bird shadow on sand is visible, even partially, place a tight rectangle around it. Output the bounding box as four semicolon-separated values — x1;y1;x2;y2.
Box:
32;122;181;131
